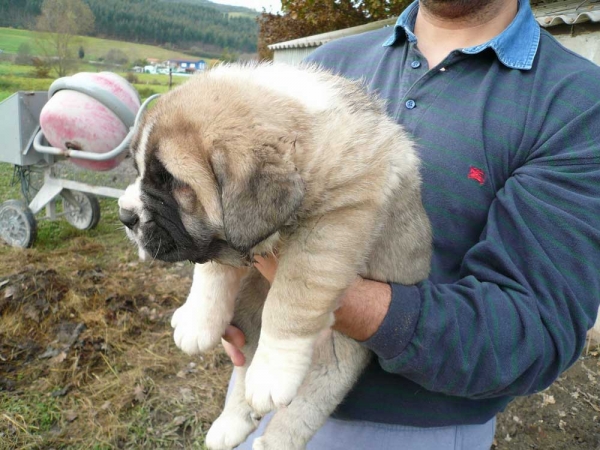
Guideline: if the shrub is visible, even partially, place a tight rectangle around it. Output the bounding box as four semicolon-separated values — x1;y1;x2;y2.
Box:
125;72;139;84
0;53;14;63
136;87;157;98
104;48;129;66
15;43;33;65
31;58;51;78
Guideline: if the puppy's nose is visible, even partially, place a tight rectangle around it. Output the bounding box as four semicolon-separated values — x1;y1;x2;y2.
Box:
119;208;139;229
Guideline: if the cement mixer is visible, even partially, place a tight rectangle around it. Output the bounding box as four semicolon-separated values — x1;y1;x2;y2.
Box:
0;72;159;248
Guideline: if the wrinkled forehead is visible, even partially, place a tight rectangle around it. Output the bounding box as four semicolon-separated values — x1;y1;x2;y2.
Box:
129;117;155;179
128;119;178;202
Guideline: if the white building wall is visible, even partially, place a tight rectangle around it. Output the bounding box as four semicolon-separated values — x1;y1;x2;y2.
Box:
548;24;600;66
273;47;320;66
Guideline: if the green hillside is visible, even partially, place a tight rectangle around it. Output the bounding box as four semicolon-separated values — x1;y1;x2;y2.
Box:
0;0;259;55
0;27;212;62
0;59;194;104
0;28;220;104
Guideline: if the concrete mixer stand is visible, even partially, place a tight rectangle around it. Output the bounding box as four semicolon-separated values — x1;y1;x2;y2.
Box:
0;91;126;248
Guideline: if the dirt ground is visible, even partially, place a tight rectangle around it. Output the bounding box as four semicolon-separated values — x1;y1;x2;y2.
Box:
1;162;600;449
2;237;600;449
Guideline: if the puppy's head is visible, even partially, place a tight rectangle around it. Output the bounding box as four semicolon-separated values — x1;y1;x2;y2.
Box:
118;71;306;265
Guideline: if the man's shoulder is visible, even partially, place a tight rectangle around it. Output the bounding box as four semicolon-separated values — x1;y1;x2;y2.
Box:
537;29;600;82
305;26;396;77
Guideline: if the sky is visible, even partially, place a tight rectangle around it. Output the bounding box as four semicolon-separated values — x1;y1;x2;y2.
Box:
210;0;282;13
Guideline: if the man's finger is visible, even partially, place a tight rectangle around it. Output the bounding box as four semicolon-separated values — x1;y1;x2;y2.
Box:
222;325;246;366
223;325;246;348
253;254;278;284
222;338;246;366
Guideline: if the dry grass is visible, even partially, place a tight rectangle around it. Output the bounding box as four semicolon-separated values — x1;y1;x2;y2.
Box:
0;232;231;449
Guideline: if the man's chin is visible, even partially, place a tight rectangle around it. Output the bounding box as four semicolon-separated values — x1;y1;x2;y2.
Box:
420;0;493;20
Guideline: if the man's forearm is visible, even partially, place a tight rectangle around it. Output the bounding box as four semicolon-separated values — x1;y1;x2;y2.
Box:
333;277;392;342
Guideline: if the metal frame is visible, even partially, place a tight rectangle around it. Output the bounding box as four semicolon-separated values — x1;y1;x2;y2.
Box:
0;81;160;246
28;166;126;219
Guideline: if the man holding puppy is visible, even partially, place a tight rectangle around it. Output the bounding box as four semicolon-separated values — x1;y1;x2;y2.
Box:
224;0;600;448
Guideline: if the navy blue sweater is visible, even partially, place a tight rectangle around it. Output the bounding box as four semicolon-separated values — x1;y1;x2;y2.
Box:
306;0;600;426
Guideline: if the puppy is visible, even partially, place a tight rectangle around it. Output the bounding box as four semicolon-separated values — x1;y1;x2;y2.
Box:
118;62;432;450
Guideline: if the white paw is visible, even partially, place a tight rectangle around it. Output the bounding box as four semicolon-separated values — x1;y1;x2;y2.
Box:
245;337;313;415
252;436;270;450
170;303;225;355
252;435;300;450
205;412;257;450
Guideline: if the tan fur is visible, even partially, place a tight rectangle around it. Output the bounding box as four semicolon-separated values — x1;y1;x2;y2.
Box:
121;62;432;449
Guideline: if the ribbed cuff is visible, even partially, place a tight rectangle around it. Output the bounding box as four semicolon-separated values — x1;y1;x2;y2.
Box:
361;283;422;361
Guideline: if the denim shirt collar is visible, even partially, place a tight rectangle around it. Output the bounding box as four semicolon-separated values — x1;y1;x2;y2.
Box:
383;0;540;70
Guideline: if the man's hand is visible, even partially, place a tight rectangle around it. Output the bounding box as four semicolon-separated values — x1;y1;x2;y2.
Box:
221;255;277;366
222;254;392;366
222;325;246;366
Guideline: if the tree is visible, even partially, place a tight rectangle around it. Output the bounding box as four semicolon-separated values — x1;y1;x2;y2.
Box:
35;0;94;77
104;48;128;65
15;42;33;65
258;0;411;60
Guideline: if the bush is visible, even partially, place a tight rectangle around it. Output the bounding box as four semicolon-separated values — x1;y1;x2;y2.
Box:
136;87;157;98
31;58;51;78
104;48;129;66
0;53;14;63
131;58;148;68
15;43;33;66
0;78;10;90
125;72;139;84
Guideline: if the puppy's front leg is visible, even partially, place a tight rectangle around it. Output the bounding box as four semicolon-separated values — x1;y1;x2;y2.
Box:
254;333;371;450
171;262;247;355
245;209;379;414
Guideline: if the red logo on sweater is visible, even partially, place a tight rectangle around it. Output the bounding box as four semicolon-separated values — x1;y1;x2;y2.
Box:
468;166;486;185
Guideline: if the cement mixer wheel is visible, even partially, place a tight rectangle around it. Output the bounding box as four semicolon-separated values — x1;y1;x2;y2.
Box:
61;191;101;230
0;200;37;248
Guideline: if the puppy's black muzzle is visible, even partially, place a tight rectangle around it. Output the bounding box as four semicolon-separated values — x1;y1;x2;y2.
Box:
119;208;139;229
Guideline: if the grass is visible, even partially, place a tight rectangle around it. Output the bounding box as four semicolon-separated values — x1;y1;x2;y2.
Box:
0;103;226;447
0;59;188;102
0;63;53;101
0;393;61;449
0;27;218;64
0;25;220;102
0;242;228;448
0;27;232;449
0;154;229;447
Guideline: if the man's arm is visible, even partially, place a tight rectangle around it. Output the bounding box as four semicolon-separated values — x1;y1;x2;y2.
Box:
359;148;600;400
222;260;392;365
333;277;391;342
236;137;600;404
249;257;393;342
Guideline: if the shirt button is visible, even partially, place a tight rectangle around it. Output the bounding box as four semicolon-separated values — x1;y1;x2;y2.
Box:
411;60;421;69
405;99;416;109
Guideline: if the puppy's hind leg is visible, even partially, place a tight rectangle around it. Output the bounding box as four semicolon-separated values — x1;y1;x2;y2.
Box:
206;366;261;450
253;333;371;450
206;269;269;450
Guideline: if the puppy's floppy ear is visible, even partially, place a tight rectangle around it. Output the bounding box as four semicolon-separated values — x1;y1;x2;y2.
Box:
212;144;304;253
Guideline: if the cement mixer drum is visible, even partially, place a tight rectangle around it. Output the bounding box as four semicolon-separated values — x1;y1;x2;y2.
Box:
39;72;141;171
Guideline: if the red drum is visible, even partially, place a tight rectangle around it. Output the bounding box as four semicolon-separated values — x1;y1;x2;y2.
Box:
40;72;140;171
